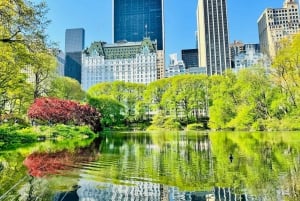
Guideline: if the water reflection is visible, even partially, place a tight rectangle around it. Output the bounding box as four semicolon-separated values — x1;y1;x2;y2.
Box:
1;132;300;200
24;137;101;177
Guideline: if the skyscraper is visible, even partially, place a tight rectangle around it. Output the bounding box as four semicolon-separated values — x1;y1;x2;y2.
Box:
181;49;199;69
64;28;85;83
258;0;300;58
113;0;165;79
113;0;164;50
196;0;230;75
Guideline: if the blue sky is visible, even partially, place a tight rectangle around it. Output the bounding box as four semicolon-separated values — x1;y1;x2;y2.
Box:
37;0;289;59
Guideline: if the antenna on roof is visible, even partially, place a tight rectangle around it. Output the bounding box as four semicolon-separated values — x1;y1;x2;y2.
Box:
145;24;148;38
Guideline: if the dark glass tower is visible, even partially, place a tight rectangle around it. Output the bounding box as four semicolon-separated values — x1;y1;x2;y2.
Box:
113;0;164;50
181;49;199;68
64;28;85;83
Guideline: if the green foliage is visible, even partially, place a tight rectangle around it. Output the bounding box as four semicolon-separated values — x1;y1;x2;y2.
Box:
0;0;58;117
163;117;182;130
87;95;125;127
147;113;182;131
186;123;205;131
87;81;146;123
208;72;237;130
49;77;85;101
34;124;96;139
0;124;37;144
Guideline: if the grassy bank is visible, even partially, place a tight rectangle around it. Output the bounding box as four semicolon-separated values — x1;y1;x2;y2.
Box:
0;124;97;148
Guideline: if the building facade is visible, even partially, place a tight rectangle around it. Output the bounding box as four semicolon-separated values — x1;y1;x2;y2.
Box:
56;50;65;76
165;53;186;78
113;0;165;79
165;53;205;78
64;28;85;83
196;0;231;75
81;38;158;91
181;49;199;69
234;44;270;72
258;0;300;58
113;0;164;51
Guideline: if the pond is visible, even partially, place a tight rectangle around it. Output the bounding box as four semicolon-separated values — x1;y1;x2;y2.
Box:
1;131;300;201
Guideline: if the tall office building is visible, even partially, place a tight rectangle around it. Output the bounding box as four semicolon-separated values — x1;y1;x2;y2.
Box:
113;0;164;50
258;0;300;58
64;28;85;83
113;0;165;79
181;49;199;69
196;0;230;75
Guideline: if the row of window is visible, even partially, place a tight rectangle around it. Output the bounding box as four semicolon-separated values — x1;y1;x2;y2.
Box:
268;8;298;13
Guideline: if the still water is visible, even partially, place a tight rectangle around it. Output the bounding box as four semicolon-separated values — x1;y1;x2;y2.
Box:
1;131;300;201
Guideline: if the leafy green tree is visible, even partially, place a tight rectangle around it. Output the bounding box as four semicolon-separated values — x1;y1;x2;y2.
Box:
0;42;33;116
49;77;85;101
227;68;274;130
143;78;171;112
87;81;146;123
161;75;207;124
0;0;50;49
208;71;238;130
272;33;300;110
87;95;125;127
29;51;57;99
0;0;56;118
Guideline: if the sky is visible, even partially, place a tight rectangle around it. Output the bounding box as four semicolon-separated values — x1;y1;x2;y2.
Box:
34;0;292;60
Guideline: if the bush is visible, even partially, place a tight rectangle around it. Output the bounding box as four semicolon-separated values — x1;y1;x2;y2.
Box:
163;117;182;130
28;97;102;132
187;123;205;131
0;125;37;144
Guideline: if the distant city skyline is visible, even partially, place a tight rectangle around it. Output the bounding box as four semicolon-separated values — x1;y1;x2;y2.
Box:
33;0;295;58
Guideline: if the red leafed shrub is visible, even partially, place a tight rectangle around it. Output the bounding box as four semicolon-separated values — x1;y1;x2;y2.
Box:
28;97;102;132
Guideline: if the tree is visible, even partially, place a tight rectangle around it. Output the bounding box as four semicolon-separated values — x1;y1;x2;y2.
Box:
208;71;238;130
28;98;102;132
0;0;57;118
29;51;57;99
226;68;274;130
0;0;50;49
0;40;35;117
162;75;207;123
272;33;300;110
143;78;171;112
87;95;125;127
87;81;146;123
49;77;85;101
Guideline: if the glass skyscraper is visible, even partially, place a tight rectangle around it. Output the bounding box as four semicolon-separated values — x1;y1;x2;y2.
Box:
64;28;85;83
181;49;199;69
113;0;164;50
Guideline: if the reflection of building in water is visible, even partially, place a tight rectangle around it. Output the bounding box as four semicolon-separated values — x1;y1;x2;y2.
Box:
55;180;257;201
71;180;219;201
213;187;256;201
76;180;170;201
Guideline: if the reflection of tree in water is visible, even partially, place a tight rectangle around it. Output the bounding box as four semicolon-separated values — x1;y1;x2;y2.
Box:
15;137;102;201
23;136;102;177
